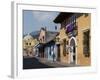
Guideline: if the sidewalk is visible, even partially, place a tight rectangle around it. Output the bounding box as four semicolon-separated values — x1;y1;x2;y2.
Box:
36;57;80;67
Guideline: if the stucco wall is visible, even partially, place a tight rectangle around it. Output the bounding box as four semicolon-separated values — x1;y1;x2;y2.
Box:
58;28;69;63
76;14;91;66
57;13;91;66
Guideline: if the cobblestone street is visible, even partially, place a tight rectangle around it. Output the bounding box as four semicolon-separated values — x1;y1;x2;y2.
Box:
23;57;79;69
37;57;79;67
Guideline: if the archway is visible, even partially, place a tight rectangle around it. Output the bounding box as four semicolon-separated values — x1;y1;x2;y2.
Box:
69;37;77;64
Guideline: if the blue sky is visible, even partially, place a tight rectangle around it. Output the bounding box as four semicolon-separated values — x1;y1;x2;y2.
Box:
23;10;60;35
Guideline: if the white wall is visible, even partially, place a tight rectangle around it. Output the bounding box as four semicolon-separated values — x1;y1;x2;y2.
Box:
0;0;99;80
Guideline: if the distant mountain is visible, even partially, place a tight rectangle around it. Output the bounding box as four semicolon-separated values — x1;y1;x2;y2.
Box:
30;31;40;39
23;30;58;41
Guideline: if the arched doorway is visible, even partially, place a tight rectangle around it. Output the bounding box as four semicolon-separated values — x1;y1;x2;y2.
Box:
69;37;77;64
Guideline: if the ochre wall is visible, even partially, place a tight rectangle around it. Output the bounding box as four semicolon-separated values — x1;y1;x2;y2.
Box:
57;13;91;66
76;14;91;66
57;28;69;63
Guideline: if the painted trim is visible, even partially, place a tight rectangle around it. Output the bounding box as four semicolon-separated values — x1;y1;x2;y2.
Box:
68;36;77;65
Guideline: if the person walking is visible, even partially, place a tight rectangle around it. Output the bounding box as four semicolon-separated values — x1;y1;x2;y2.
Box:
52;53;55;62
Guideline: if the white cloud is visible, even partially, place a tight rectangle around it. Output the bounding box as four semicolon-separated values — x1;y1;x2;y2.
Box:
32;11;59;22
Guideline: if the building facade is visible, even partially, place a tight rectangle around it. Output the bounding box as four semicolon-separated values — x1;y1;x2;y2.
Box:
54;13;91;66
38;27;58;61
23;34;38;57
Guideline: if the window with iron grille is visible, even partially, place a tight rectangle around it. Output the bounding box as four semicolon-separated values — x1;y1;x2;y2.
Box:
66;41;69;54
83;30;90;57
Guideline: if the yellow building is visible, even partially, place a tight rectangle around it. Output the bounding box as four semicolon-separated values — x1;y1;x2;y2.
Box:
23;34;38;57
54;13;91;66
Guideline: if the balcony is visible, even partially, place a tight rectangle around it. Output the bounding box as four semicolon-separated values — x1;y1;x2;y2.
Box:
65;22;78;37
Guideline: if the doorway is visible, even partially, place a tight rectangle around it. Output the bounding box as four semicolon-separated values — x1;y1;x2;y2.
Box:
57;44;60;61
69;37;77;64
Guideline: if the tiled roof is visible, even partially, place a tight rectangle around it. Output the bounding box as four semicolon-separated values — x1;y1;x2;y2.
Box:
53;12;74;23
30;31;40;39
45;31;58;43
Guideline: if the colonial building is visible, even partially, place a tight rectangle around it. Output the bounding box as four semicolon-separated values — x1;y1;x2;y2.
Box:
54;12;91;66
38;27;58;61
23;33;38;57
